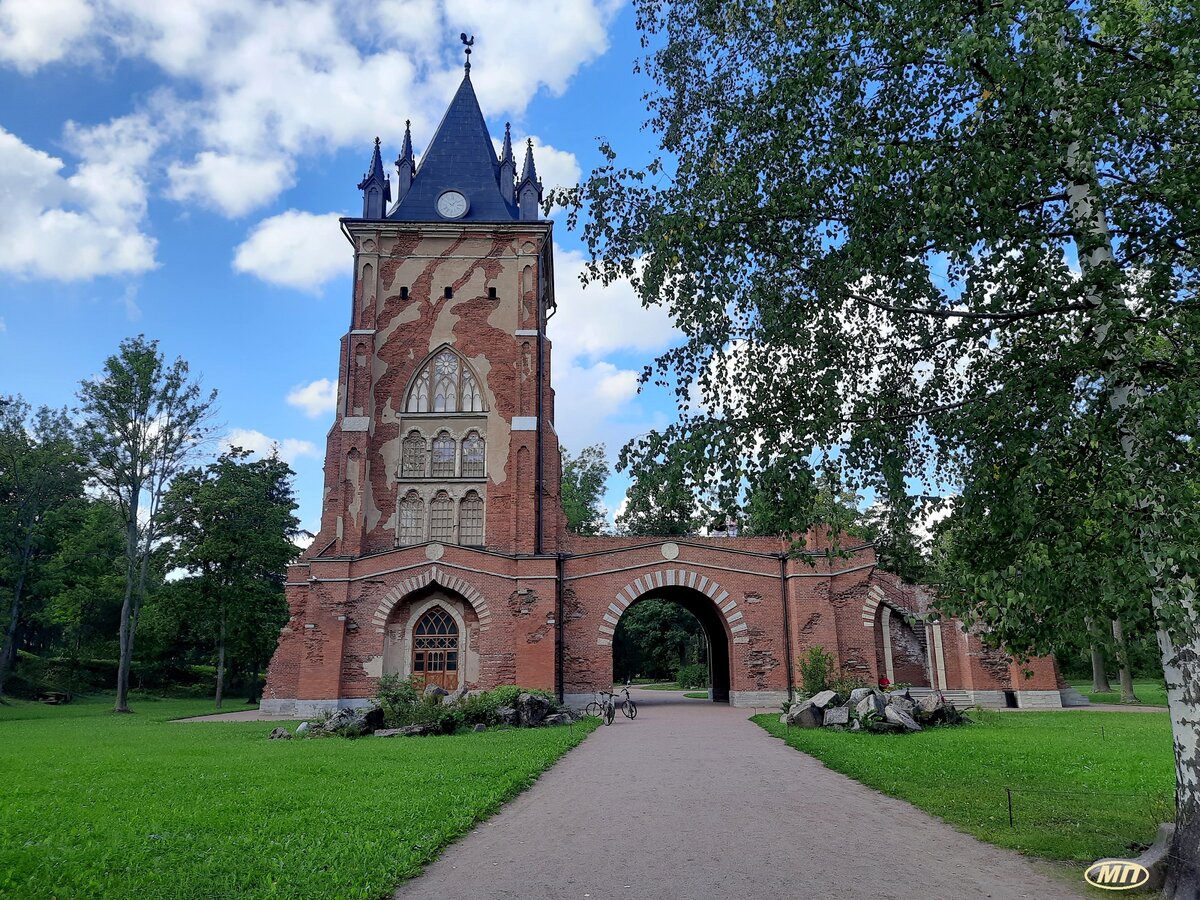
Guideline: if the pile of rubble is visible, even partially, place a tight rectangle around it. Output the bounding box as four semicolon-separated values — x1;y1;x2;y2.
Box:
781;687;963;733
270;687;577;740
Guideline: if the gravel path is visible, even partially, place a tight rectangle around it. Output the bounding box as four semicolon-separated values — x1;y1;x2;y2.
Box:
394;689;1085;900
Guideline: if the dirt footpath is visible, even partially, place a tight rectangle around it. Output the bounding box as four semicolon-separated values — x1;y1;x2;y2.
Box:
394;689;1085;900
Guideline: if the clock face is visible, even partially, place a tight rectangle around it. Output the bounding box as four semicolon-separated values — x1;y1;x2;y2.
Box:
436;190;469;219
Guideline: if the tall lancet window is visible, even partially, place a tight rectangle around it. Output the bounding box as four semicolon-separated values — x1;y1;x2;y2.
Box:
405;348;486;414
398;491;425;545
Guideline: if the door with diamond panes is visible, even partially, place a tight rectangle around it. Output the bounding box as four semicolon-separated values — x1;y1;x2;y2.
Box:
411;607;459;691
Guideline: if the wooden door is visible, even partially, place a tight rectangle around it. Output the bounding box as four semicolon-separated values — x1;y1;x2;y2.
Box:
412;607;460;691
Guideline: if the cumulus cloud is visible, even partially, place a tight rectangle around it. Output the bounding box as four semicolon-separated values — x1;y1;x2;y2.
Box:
0;121;158;280
167;152;294;218
0;0;94;73
232;210;346;292
224;427;317;464
286;378;338;417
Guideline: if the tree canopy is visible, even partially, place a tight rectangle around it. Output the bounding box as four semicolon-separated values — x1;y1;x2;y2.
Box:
560;445;611;535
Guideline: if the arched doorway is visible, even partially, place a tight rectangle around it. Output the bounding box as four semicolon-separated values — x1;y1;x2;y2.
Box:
412;606;460;691
613;586;732;703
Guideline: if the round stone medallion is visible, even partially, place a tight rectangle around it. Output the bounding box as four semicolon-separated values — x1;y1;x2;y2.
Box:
426;543;444;561
661;542;680;560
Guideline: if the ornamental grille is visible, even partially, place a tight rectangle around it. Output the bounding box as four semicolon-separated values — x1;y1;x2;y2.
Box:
461;432;485;478
398;492;424;544
430;492;454;542
460;492;484;545
401;432;425;478
431;432;456;478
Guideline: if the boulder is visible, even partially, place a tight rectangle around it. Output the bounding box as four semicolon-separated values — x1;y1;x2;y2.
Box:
444;687;466;704
268;727;292;740
296;721;310;735
473;723;487;732
809;690;841;710
884;704;923;732
542;713;574;727
785;700;822;728
856;693;885;718
822;706;850;727
848;688;874;705
313;703;384;737
424;684;450;700
495;706;520;726
886;693;915;713
516;693;552;727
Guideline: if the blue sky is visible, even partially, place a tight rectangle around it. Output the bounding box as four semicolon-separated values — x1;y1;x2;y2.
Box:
0;0;683;532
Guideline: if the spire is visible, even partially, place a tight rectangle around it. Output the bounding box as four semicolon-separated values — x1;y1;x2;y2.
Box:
517;137;542;220
394;119;416;205
460;32;474;75
498;122;515;205
520;137;538;184
387;67;519;221
357;136;391;219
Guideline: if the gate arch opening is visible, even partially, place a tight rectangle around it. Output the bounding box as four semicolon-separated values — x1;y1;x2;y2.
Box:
611;585;732;703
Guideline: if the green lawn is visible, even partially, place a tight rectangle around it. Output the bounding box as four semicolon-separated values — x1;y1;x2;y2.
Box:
754;709;1173;862
683;692;709;699
1068;679;1168;707
0;694;596;899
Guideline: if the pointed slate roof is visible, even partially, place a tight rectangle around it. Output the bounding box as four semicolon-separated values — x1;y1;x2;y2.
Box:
358;137;388;190
388;73;518;222
519;137;538;186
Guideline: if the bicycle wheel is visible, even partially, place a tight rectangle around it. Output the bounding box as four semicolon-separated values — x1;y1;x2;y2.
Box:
584;702;603;718
604;702;616;725
622;699;637;719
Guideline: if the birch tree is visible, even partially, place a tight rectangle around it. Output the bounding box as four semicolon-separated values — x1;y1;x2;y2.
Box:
77;337;217;713
560;1;1200;889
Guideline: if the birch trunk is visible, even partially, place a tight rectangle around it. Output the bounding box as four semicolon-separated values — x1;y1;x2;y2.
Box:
1065;145;1198;896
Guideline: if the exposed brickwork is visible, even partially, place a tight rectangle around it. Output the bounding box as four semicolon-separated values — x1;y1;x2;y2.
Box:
260;198;1062;712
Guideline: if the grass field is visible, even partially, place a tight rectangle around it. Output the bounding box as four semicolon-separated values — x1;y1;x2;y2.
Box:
1068;679;1168;707
754;709;1173;862
683;692;709;699
0;694;596;899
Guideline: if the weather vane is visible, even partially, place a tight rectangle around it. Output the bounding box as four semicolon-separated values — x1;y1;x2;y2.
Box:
460;33;474;72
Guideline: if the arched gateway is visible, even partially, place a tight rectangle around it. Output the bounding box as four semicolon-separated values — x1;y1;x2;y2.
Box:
261;55;1069;718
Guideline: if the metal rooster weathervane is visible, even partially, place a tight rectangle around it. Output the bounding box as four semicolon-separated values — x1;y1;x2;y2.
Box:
460;33;474;72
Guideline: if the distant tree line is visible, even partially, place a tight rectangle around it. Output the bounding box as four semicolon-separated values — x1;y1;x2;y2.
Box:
0;336;299;711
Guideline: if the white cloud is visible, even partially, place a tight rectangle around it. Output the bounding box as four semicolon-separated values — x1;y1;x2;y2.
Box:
167;152;294;218
0;0;94;73
287;378;338;417
224;427;317;464
492;134;581;192
550;250;679;362
232;210;346;292
0;121;158;280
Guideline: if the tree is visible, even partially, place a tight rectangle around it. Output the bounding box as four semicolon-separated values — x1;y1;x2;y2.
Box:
560;445;611;535
0;398;85;698
743;451;817;537
161;449;297;708
616;454;701;537
78;337;217;713
612;599;706;683
561;2;1200;888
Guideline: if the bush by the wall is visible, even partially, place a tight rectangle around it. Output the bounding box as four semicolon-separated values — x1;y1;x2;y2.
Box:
676;663;709;689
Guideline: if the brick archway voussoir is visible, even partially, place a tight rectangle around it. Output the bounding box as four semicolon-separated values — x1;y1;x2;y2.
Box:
597;567;748;647
370;565;492;632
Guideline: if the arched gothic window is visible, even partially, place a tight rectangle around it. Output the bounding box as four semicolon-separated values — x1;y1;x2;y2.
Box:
460;491;484;546
405;348;485;413
461;432;485;478
430;491;454;542
412;606;458;690
401;431;425;478
398;491;425;545
431;432;456;478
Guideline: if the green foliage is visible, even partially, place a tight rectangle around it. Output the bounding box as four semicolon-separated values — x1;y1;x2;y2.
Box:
0;695;597;898
560;444;610;535
798;647;834;696
616;455;701;537
161;448;298;706
756;710;1172;862
612;598;707;682
375;679;558;731
675;663;708;689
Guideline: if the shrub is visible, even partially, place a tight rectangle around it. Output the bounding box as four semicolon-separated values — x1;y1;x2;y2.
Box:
676;664;709;689
830;673;867;697
798;646;834;696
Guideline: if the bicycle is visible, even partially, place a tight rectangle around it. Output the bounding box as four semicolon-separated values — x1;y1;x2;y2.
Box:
584;690;618;725
617;685;637;719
